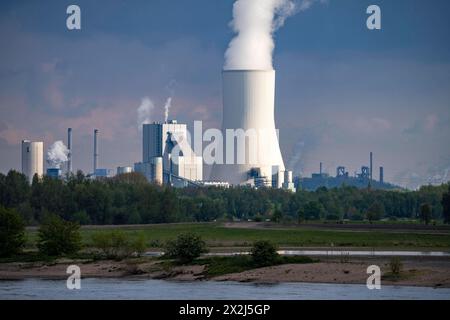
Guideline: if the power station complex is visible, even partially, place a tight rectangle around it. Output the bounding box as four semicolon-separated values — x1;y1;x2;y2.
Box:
18;67;391;191
134;121;203;188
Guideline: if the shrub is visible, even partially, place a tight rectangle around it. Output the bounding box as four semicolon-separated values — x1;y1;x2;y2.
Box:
0;207;26;257
250;240;279;267
91;231;147;259
389;257;403;275
165;233;208;264
37;214;81;256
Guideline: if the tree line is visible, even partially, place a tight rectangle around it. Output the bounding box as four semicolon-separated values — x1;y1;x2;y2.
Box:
0;170;449;225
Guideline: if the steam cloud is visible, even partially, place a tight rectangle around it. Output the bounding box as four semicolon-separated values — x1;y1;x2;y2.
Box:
164;97;173;123
224;0;296;70
47;141;69;168
224;0;323;70
137;97;155;130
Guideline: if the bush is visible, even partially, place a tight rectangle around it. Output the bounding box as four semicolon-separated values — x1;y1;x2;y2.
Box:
37;214;81;256
165;233;208;264
91;230;147;259
389;257;403;275
0;207;26;257
250;240;279;267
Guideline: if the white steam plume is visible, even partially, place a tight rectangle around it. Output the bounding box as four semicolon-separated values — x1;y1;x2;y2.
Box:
47;141;69;168
224;0;323;70
224;0;295;70
137;97;155;130
164;97;173;123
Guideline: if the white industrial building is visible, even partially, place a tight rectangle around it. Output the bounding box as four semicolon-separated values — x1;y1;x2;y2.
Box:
136;120;203;185
21;140;43;183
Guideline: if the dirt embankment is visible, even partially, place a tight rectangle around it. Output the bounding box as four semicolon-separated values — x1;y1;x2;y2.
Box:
1;257;449;288
213;259;450;288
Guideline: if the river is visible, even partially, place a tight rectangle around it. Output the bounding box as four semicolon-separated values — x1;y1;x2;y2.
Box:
1;279;449;300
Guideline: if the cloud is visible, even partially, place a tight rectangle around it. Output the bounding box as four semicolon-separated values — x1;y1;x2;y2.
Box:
424;114;438;131
0;122;31;145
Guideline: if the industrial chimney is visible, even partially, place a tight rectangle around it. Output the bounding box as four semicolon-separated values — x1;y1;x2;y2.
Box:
379;166;384;184
210;70;285;184
67;128;72;174
94;129;99;174
370;152;373;181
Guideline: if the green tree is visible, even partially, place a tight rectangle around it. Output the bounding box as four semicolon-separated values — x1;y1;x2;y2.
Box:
271;209;283;223
442;185;450;224
419;203;432;225
37;214;81;256
165;233;208;264
297;208;305;224
366;202;384;223
0;207;26;257
1;171;30;208
304;201;325;220
250;240;279;267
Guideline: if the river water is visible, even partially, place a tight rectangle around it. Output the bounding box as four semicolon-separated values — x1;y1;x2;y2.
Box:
1;279;449;300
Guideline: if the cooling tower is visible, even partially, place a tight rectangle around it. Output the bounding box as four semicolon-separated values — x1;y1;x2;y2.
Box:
210;70;285;185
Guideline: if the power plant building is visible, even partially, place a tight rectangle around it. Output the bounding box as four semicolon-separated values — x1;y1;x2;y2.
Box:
136;121;202;185
21;140;44;183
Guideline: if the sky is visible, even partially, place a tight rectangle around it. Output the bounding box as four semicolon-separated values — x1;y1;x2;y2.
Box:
0;0;449;189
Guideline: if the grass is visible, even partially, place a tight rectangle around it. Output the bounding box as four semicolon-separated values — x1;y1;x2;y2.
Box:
0;251;95;264
24;222;450;250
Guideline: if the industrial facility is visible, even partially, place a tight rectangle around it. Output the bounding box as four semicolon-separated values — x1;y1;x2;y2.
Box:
298;153;398;191
18;71;391;193
134;120;203;187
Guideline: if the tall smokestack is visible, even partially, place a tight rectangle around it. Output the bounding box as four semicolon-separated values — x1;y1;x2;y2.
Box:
370;152;373;180
94;129;98;174
67;128;72;174
379;166;384;184
320;162;323;175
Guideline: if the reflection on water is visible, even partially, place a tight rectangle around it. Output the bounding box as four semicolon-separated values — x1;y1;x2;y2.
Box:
1;279;449;300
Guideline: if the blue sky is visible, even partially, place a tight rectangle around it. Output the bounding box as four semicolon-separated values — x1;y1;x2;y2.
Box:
0;0;449;189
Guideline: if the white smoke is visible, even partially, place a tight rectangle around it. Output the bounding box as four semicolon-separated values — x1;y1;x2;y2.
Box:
137;97;155;130
164;97;173;123
47;141;69;169
224;0;323;70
